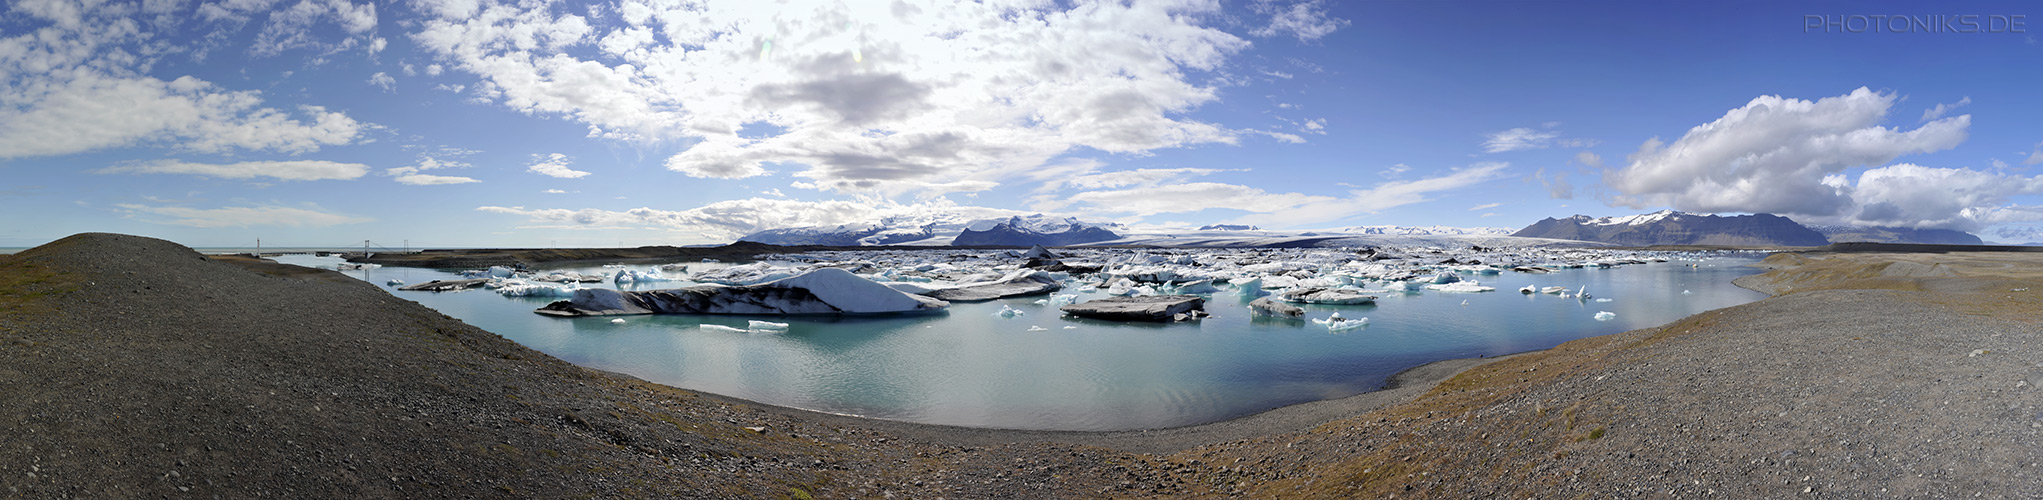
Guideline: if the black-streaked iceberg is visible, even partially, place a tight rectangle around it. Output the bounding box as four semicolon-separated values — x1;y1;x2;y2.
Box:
534;268;948;317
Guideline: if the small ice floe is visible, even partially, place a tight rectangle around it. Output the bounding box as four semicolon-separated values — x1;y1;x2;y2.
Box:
993;305;1026;318
1063;326;1077;329
1593;311;1616;321
386;279;405;286
1460;299;1469;306
1593;298;1614;302
610;318;626;324
1311;312;1369;332
1519;285;1537;294
1425;281;1495;293
747;320;790;332
1540;286;1567;295
1681;290;1693;295
1047;293;1080;307
1027;325;1048;332
698;324;749;333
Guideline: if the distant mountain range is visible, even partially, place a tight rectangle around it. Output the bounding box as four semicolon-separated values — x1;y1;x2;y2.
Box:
739;214;1128;247
1807;225;1982;245
951;215;1125;246
1514;210;1984;246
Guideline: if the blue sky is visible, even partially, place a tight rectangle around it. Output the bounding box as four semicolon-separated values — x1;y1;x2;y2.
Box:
3;0;2041;247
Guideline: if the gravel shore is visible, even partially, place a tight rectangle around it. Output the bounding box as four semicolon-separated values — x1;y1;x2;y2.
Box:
5;233;2037;498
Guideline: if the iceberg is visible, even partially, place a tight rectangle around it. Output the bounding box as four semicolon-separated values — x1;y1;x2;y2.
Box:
1311;312;1368;332
1519;285;1536;294
1276;288;1377;305
1425;282;1495;293
1248;297;1305;317
1593;311;1616;321
747;320;790;332
489;265;515;278
534;268;949;316
922;270;1063;302
1060;295;1205;322
993;305;1026;318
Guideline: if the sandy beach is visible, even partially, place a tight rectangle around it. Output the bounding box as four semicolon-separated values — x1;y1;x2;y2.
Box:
3;233;2037;498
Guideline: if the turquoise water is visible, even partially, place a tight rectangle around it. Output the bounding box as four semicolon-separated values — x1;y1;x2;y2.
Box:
278;254;1764;431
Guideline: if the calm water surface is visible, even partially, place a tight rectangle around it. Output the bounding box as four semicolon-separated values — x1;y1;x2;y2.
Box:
278;254;1764;431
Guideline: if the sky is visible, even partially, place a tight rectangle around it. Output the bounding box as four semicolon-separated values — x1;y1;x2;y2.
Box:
3;0;2042;248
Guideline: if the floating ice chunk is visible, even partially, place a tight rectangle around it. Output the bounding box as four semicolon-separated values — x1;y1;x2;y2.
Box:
1541;286;1567;295
1519;285;1536;294
698;324;749;333
1169;279;1224;294
489;266;515;278
1062;326;1077;329
1311;312;1369;332
387;279;405;286
610;318;626;324
1593;298;1613;302
747;320;789;332
993;305;1026;318
1461;299;1469;306
497;281;580;298
1233;276;1267;297
1047;293;1079;307
1425;282;1495;293
1027;325;1049;332
1681;290;1692;295
1593;311;1616;321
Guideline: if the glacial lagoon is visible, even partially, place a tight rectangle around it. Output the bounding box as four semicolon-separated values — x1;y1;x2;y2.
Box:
278;252;1764;431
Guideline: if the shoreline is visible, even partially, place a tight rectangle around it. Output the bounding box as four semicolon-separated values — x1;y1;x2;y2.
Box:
685;350;1538;455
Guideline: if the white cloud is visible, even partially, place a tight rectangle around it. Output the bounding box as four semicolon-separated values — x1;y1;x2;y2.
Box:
1067;182;1336;217
527;153;590;179
1921;96;1970;122
1249;0;1350;42
543;189;566;194
1231;162;1512;227
476;197;1025;241
1468;202;1502;211
0;4;366;159
1605;87;1972;223
1380;163;1411;178
1532;167;1574;200
97;159;369;181
393;173;479;185
367;71;394;92
117;203;371;227
1482;127;1561;153
2027;141;2043;165
410;0;1254;195
1573;151;1602;168
1824;163;2043;231
248;0;380;57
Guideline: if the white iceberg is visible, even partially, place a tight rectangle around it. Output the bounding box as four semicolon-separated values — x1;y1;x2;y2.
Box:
536;268;949;316
747;320;790;332
1593;311;1616;321
1425;282;1495;293
1311;312;1369;332
993;305;1026;318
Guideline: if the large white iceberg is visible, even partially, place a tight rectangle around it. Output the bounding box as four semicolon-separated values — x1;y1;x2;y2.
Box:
536;268;949;316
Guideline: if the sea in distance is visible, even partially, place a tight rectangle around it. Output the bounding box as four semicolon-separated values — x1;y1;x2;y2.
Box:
273;251;1764;432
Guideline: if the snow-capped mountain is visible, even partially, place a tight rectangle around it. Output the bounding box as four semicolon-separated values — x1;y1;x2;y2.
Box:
1513;210;1829;247
738;214;1126;247
952;215;1126;247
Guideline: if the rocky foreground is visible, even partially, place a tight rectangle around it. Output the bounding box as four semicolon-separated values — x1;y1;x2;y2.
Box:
2;233;2038;498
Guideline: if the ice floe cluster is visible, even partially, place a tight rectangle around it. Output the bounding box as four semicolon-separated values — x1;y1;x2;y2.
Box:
412;243;1732;326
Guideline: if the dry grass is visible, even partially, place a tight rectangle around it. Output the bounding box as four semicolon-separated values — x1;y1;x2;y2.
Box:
1746;251;2043;322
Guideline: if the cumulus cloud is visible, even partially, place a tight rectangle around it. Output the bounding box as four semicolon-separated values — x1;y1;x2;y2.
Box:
0;1;366;159
1829;163;2043;231
1601;87;2043;231
1606;87;1970;220
527;153;590;179
476;198;1026;241
409;0;1254;194
116;203;372;227
367;71;394;92
2027;141;2043;165
1249;0;1350;41
98;159;369;181
1531;167;1575;200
